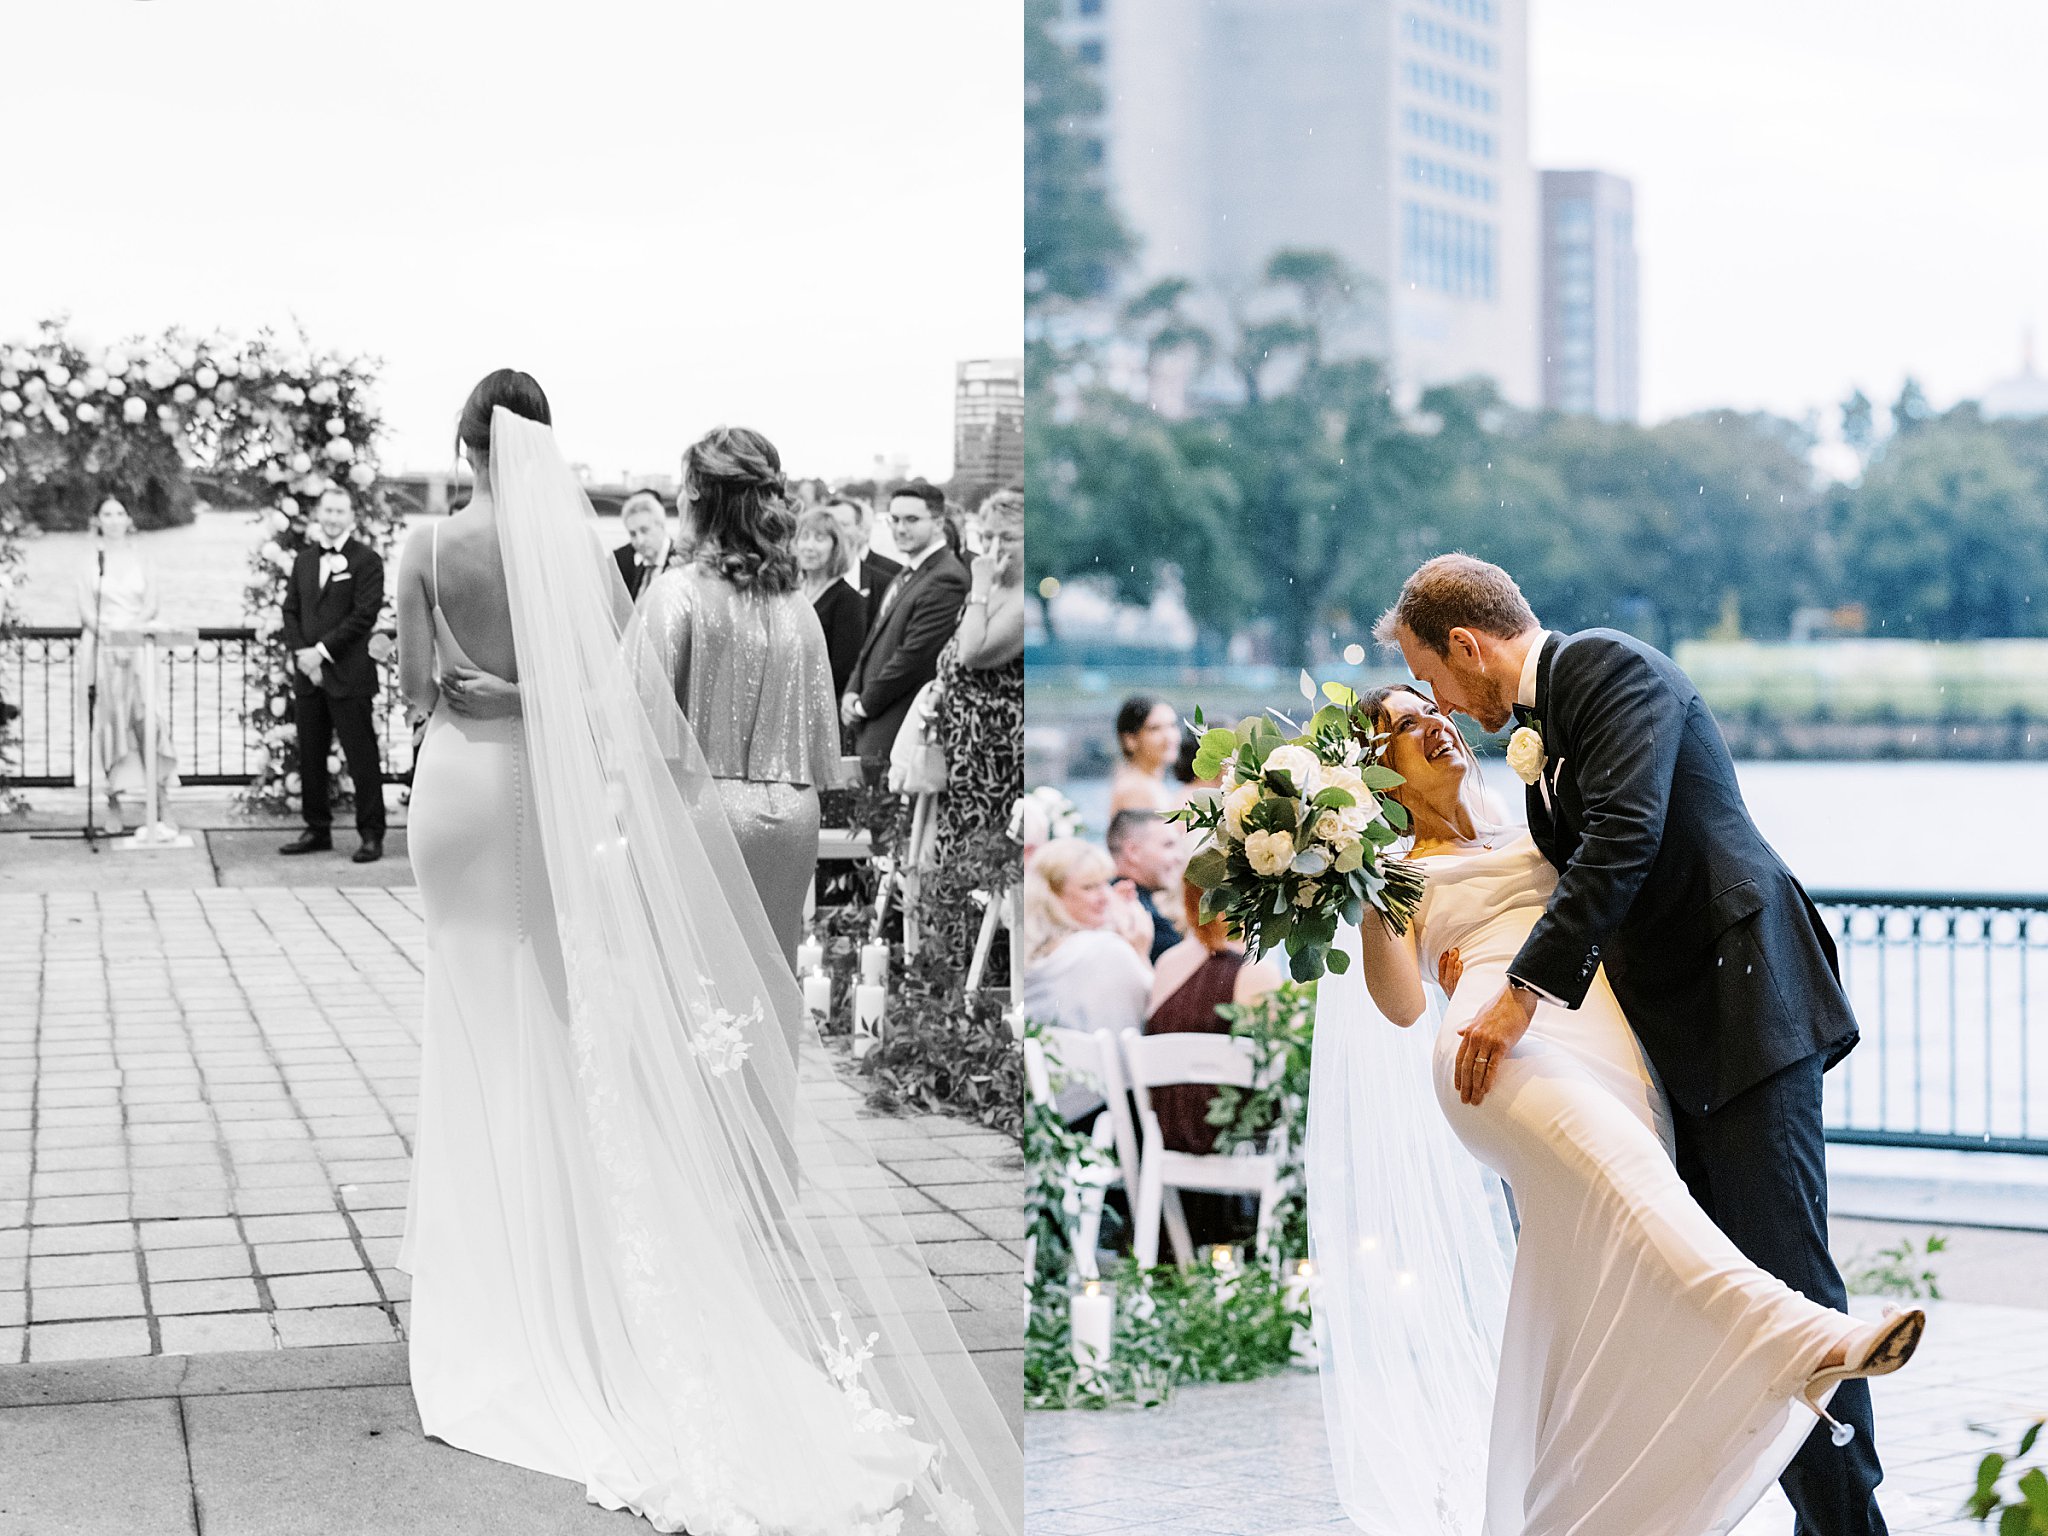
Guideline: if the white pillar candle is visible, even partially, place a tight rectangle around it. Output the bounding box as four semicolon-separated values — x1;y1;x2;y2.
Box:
802;971;832;1023
796;936;824;976
852;983;886;1057
1209;1244;1239;1303
1070;1279;1113;1381
859;940;890;986
1283;1258;1317;1363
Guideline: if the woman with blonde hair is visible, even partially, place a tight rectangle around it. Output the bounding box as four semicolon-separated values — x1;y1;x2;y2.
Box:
1020;837;1152;1036
793;503;866;698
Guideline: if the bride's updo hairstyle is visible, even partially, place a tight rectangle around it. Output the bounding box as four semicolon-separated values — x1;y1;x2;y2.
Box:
682;426;799;595
455;369;552;462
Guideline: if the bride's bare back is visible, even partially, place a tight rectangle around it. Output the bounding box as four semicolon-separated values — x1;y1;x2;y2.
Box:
397;502;520;710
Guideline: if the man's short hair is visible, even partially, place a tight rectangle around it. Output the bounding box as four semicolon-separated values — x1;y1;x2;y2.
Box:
1374;552;1537;657
888;480;946;515
1105;808;1163;859
318;486;354;511
620;491;668;523
823;496;871;528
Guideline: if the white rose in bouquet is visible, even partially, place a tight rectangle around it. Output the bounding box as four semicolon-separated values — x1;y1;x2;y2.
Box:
1221;781;1262;841
194;366;218;391
1245;828;1297;878
122;396;147;424
324;437;354;462
1262;743;1320;796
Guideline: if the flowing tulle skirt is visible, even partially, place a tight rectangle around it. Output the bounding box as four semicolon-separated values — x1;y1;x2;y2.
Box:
1436;956;1844;1536
400;708;931;1534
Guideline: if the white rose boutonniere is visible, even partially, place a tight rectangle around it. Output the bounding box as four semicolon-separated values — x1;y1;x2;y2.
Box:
1506;723;1547;785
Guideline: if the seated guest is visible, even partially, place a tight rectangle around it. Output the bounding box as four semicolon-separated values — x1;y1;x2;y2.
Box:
1142;877;1285;1246
1105;808;1185;963
823;495;902;628
1109;694;1182;816
613;490;677;600
795;505;867;698
1021;838;1152;1039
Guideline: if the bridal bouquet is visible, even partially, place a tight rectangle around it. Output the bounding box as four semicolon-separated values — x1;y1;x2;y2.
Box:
1168;675;1424;982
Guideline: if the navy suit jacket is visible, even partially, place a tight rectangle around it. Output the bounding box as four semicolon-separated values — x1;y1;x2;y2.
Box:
1511;629;1858;1116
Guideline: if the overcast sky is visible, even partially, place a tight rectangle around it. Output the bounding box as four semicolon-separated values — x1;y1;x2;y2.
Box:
2;2;1021;482
1530;0;2048;433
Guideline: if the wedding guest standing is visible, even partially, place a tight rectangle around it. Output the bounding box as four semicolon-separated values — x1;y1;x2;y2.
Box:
922;488;1026;971
823;495;902;627
840;480;968;785
278;487;388;863
795;505;867;699
611;490;676;601
1108;694;1182;815
643;427;843;972
74;496;177;833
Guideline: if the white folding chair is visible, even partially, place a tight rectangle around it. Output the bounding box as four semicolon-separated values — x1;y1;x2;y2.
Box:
1033;1026;1144;1279
805;756;875;926
1120;1029;1288;1269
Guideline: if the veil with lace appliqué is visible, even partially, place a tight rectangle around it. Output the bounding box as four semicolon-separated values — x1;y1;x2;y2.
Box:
485;408;1014;1535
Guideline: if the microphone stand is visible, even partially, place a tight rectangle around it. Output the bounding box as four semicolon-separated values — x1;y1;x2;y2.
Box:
34;535;131;850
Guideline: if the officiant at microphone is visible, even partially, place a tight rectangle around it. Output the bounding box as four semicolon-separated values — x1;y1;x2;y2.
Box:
74;495;178;833
278;487;388;863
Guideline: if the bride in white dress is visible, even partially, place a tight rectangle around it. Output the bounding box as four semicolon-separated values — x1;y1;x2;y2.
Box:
393;370;1014;1535
1307;684;1921;1536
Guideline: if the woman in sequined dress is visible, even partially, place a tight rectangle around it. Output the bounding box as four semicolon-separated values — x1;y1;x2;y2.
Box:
640;427;845;974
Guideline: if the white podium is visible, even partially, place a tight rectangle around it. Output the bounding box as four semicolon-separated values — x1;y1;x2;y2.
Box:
104;623;198;850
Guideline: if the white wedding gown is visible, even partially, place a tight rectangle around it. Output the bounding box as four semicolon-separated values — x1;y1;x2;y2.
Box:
396;413;1012;1536
1318;832;1852;1536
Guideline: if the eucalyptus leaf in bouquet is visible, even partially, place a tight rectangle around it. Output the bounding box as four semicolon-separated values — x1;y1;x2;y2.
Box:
1167;674;1424;982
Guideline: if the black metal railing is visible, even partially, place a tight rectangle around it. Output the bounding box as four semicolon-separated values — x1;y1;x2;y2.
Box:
2;625;403;788
1813;890;2048;1155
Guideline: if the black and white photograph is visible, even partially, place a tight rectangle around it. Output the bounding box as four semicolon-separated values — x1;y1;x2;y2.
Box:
0;6;1024;1534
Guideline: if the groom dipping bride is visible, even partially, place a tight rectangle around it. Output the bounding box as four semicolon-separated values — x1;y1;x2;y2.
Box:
1316;553;1923;1535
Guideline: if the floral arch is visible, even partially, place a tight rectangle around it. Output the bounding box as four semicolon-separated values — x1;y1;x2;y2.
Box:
0;319;406;810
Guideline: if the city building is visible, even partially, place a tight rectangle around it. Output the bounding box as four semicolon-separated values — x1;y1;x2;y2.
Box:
1058;0;1540;405
1981;332;2048;420
954;356;1024;488
1540;168;1640;421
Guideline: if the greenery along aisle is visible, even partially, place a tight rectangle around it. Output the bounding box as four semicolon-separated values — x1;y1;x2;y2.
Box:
0;320;402;811
1023;987;1320;1410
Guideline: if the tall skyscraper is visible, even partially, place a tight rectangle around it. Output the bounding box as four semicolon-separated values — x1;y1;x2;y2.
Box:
954;357;1024;489
1540;169;1639;421
1059;0;1539;405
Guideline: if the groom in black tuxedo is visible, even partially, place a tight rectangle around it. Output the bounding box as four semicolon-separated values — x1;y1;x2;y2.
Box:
1380;554;1884;1536
278;487;388;863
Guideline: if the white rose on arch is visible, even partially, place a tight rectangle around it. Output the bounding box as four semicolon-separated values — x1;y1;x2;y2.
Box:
194;365;218;391
144;360;177;391
290;452;313;474
123;396;147;424
0;391;18;415
106;376;126;396
84;367;107;391
46;363;71;388
325;416;346;437
348;462;377;489
324;437;354;462
172;383;196;405
74;403;100;425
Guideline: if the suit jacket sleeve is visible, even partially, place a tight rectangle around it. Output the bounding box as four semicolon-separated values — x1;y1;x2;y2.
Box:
1509;635;1686;1008
857;562;969;718
313;547;385;656
280;555;307;654
819;584;866;698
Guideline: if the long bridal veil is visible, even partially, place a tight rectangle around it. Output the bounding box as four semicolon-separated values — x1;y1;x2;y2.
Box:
1306;925;1517;1535
487;408;1015;1534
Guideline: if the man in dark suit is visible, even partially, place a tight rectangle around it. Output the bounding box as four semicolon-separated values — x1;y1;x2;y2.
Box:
278;488;388;862
1379;553;1885;1536
823;495;903;630
1107;809;1183;963
840;480;967;784
612;490;676;601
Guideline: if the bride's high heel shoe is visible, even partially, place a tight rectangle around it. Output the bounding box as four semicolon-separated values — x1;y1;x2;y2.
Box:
1800;1308;1926;1446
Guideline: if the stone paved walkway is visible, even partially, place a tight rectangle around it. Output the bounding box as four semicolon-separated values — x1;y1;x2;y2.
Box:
0;887;1022;1376
1027;1298;2048;1536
